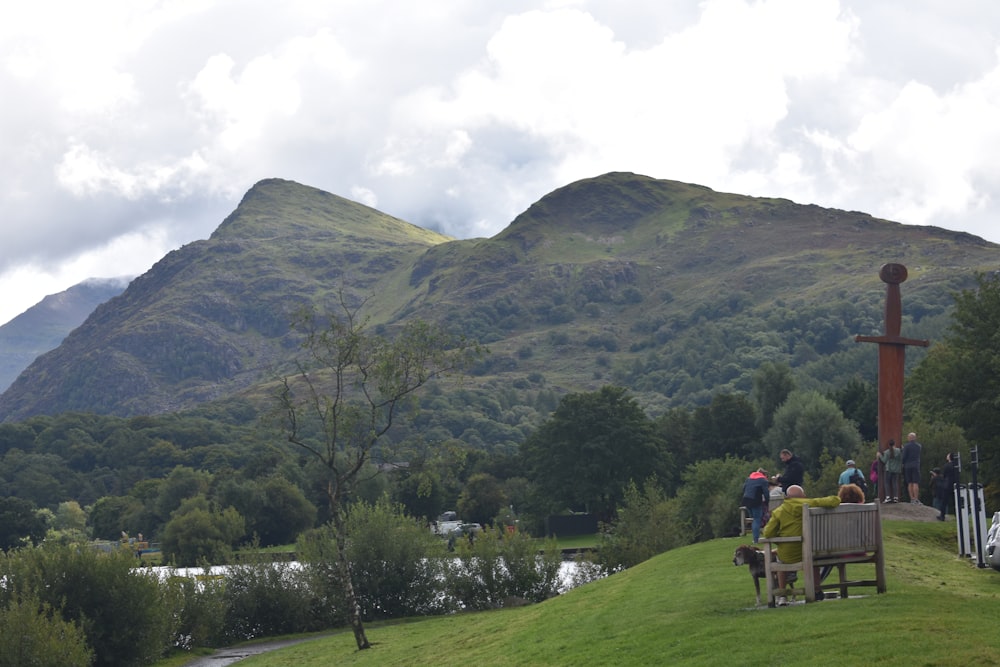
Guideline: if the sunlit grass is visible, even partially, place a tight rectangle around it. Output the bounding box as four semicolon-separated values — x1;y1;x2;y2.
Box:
217;520;1000;667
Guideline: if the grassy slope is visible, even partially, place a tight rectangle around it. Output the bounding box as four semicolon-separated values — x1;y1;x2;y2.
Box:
234;521;1000;667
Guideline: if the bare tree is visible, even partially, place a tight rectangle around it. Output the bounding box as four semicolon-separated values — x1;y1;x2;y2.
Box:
277;298;480;650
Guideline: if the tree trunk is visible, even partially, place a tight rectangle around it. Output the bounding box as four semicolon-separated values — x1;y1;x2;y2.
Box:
331;508;370;650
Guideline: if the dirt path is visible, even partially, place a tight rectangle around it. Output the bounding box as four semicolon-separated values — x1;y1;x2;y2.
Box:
180;636;328;667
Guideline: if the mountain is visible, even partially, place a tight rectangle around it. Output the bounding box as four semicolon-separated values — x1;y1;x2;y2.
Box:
1;172;998;423
0;278;128;393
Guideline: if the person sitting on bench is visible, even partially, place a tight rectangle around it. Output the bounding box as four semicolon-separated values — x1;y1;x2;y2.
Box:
761;484;841;604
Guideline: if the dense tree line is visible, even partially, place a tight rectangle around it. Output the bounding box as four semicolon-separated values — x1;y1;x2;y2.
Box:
0;367;876;559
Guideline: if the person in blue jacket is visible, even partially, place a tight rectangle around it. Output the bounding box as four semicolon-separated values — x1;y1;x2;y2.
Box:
741;468;771;543
838;460;860;485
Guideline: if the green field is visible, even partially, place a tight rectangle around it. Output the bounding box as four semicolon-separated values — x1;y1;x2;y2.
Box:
173;520;1000;666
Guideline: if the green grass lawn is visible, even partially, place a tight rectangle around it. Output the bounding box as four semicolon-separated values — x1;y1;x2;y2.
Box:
181;521;1000;666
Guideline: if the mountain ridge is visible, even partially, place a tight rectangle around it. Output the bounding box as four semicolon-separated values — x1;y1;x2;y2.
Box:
1;172;997;422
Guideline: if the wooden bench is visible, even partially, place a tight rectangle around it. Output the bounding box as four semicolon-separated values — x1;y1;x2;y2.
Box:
760;502;886;605
739;493;784;536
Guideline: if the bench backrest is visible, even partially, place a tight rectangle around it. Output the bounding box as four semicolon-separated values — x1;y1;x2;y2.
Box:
802;502;882;557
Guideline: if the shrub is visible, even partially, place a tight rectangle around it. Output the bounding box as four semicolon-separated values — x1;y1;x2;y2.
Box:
597;479;689;572
0;544;175;667
672;457;755;542
0;597;92;667
220;556;323;642
298;496;452;622
166;574;228;650
445;526;562;610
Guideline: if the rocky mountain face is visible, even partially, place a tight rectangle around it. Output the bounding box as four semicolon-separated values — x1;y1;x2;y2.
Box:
1;172;997;422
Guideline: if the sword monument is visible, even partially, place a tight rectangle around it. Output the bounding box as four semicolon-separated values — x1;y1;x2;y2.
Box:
854;263;929;464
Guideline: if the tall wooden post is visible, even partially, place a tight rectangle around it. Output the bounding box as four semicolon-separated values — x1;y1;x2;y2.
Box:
855;263;929;456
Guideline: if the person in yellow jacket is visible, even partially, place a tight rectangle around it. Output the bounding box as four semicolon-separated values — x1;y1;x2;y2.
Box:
761;485;841;604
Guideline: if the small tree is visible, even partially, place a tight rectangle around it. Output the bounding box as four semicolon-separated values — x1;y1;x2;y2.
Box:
297;496;451;621
672;457;752;542
457;472;507;526
521;385;668;521
160;496;245;567
910;272;1000;486
761;390;861;478
276;298;479;649
597;478;687;572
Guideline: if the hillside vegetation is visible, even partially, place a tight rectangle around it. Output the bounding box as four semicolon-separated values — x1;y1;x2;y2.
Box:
215;521;1000;667
2;172;998;433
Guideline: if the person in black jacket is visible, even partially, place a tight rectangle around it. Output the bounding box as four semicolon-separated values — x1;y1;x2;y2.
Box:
931;467;949;521
937;452;960;520
773;449;805;494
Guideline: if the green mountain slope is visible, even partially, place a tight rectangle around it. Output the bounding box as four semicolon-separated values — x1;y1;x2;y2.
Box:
0;172;997;423
0;179;452;418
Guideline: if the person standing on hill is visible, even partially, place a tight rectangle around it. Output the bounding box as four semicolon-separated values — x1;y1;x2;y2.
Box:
939;452;961;520
880;439;902;503
931;452;958;521
741;468;771;543
902;432;922;504
838;460;860;485
931;467;950;521
773;449;804;494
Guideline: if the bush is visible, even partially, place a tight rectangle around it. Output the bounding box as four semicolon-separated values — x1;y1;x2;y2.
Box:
0;544;175;667
167;574;227;650
446;526;562;610
671;457;754;542
220;556;323;642
597;479;689;572
0;597;93;667
299;497;452;622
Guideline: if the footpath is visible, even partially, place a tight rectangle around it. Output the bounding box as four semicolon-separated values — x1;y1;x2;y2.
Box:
181;636;328;667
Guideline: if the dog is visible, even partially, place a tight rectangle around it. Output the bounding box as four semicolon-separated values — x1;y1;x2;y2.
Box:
732;544;795;606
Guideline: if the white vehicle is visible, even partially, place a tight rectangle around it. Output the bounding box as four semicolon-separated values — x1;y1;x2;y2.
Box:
987;511;1000;571
431;511;463;536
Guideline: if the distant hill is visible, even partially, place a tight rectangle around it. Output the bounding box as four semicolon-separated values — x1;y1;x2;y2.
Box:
1;172;997;424
0;278;128;392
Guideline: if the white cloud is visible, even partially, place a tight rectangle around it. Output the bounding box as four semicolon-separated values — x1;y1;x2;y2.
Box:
0;226;171;324
2;0;1000;326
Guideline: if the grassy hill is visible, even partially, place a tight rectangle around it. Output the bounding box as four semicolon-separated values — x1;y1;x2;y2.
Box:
218;520;1000;666
2;172;998;427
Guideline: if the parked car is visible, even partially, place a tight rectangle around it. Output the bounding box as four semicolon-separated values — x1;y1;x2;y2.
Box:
431;511;462;537
987;511;1000;571
457;523;482;536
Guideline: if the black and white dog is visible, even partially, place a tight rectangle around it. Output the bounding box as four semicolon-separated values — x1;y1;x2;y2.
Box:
732;544;794;606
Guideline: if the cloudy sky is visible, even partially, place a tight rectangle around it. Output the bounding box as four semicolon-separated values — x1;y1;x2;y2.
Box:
3;0;1000;326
